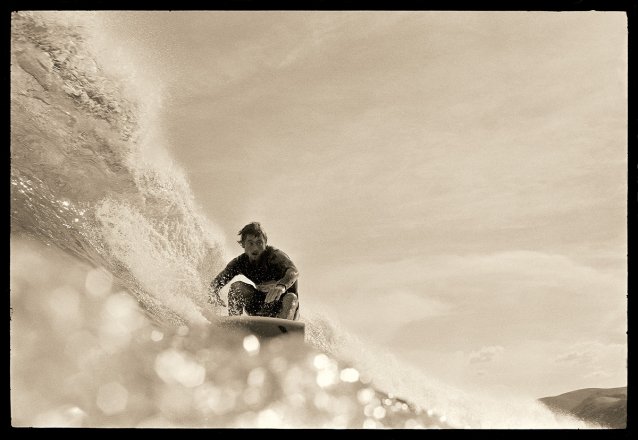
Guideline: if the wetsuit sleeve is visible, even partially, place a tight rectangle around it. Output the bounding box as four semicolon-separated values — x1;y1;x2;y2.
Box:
209;258;241;295
271;250;299;290
277;268;299;291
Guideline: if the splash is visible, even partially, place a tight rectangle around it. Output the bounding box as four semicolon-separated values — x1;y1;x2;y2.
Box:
300;308;596;429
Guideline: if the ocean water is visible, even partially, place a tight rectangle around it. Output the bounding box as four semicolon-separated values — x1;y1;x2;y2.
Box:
10;11;598;429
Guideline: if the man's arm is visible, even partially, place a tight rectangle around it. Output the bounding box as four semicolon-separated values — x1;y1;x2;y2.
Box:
207;260;239;307
276;267;299;291
263;267;299;303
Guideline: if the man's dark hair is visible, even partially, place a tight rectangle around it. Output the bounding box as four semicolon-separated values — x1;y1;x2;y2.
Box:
237;222;268;245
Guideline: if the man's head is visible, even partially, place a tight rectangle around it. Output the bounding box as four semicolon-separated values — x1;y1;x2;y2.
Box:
238;222;268;262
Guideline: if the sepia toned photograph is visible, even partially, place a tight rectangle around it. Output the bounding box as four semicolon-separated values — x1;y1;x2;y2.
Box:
10;10;628;429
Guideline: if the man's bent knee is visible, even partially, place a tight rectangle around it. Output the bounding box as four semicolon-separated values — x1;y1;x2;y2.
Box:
229;281;254;294
277;292;299;320
228;281;255;315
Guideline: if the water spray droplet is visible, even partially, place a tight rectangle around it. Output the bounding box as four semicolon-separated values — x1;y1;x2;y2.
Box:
373;406;386;419
339;367;360;383
243;335;260;355
357;388;375;405
150;330;163;342
313;353;330;369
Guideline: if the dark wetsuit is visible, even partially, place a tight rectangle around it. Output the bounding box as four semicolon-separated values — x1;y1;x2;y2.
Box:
210;246;298;317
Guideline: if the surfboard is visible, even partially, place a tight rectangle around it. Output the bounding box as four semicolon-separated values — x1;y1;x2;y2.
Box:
216;315;305;340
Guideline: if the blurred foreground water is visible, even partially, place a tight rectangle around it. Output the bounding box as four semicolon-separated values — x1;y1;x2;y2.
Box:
11;237;458;428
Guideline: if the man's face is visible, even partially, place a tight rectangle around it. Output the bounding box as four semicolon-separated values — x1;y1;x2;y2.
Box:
243;234;266;262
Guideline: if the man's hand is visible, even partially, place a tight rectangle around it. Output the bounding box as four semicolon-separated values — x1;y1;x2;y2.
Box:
208;292;226;308
257;283;286;304
256;281;274;291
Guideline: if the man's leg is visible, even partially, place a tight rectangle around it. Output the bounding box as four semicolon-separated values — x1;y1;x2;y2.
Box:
228;281;258;316
276;292;299;320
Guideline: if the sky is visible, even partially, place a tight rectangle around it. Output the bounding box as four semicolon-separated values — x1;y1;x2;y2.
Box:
92;11;627;399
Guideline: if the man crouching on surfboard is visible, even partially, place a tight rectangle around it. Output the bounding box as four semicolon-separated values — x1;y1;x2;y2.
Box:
208;222;300;320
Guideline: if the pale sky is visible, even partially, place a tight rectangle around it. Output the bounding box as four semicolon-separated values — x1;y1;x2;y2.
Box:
92;11;627;399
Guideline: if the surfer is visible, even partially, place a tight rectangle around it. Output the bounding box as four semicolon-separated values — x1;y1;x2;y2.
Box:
208;222;300;320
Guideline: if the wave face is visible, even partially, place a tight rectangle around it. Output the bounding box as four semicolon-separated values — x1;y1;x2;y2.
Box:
11;11;228;326
10;12;598;429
